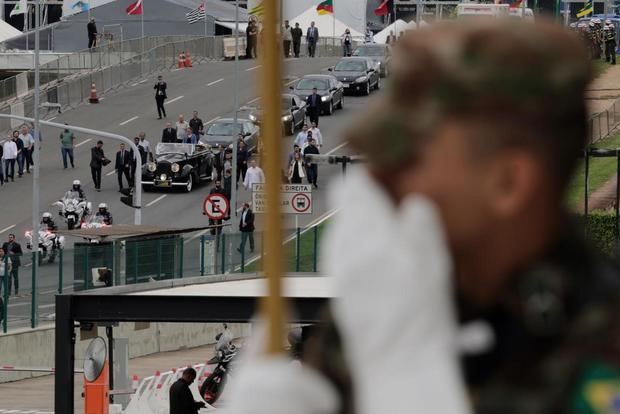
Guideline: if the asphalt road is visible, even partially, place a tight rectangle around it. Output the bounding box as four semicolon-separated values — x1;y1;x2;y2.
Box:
1;56;382;328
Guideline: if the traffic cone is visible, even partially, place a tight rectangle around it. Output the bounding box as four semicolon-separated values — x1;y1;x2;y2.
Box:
89;82;99;103
177;52;186;69
185;51;193;68
131;375;139;390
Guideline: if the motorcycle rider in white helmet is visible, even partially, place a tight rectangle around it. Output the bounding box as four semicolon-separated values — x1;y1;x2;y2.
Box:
66;179;86;201
95;203;113;225
41;212;58;232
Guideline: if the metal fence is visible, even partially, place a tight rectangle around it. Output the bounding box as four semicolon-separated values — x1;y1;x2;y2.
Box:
588;97;620;144
0;223;325;333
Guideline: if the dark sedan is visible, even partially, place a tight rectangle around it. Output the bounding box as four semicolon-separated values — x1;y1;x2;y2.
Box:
248;94;307;136
352;44;391;77
203;118;260;152
328;57;380;96
289;74;344;115
142;143;216;192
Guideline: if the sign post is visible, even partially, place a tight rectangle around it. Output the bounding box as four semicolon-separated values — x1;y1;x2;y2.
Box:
252;183;313;215
203;193;230;221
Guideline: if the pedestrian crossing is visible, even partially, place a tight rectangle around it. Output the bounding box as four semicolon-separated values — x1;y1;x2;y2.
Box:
0;409;53;413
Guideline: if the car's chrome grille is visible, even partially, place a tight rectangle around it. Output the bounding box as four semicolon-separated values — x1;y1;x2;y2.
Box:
157;161;172;174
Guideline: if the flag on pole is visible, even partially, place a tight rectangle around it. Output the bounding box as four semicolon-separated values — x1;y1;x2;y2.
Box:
576;0;593;17
316;0;333;15
186;3;205;23
374;0;389;16
126;0;143;15
249;0;264;16
71;0;90;12
10;0;27;17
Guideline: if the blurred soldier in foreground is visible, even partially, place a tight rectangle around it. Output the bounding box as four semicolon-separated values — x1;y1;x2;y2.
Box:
226;20;620;414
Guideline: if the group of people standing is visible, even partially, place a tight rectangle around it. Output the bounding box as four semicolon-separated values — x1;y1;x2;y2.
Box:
573;18;617;64
280;20;319;58
1;124;37;186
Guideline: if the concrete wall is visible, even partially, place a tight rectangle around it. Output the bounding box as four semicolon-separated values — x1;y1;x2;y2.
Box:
0;322;251;383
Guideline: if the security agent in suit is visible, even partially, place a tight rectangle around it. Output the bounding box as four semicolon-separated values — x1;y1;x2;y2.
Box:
89;140;107;191
291;22;303;57
115;143;132;191
237;203;255;254
161;122;177;143
306;87;321;126
306;21;319;57
169;368;205;414
154;75;167;119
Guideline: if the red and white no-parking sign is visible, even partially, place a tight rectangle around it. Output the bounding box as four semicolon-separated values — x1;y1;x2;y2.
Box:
203;193;230;220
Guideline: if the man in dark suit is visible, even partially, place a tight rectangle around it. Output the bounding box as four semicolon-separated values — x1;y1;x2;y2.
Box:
87;18;97;50
291;22;303;57
90;140;106;192
161;122;177;143
237;202;255;254
115;143;132;191
306;87;321;126
169;368;205;414
2;234;22;297
154;75;167;119
306;21;319;57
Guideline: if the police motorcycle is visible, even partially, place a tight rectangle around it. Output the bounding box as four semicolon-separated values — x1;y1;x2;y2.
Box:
25;213;65;264
81;203;113;230
200;324;239;405
54;180;91;230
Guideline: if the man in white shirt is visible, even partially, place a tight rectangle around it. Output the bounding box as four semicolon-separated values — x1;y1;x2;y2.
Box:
18;125;34;174
309;121;322;148
176;115;189;142
243;159;265;190
294;124;309;149
138;132;152;163
2;138;18;181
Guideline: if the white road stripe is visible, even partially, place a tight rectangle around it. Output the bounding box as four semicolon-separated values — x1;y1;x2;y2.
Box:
146;194;167;207
131;82;140;87
47;116;57;121
139;79;148;84
171;68;182;72
284;78;299;86
38;304;56;309
325;141;348;155
166;95;184;104
106;170;116;176
205;116;220;124
185;229;210;244
119;116;139;126
207;78;224;86
75;138;92;148
245;65;262;72
0;224;16;234
247;97;260;104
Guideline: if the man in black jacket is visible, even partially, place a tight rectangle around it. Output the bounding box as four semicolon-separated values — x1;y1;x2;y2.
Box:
87;18;97;50
237;202;255;254
115;143;132;191
306;88;321;126
303;137;320;188
189;111;204;137
2;234;22;297
90;140;106;192
162;122;177;143
291;22;303;58
169;368;205;414
154;75;167;119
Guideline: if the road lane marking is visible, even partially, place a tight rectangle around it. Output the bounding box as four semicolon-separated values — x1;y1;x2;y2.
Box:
247;97;260;104
140;79;148;84
131;82;140;87
325;141;348;155
0;224;16;234
119;116;139;126
206;116;220;124
246;65;262;71
146;194;167;207
185;229;210;244
106;170;116;176
167;95;184;104
38;304;56;309
284;78;299;86
207;78;224;86
75;138;92;147
172;68;182;72
48;116;57;121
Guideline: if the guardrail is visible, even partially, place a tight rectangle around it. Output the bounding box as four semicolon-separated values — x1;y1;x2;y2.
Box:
588;96;620;144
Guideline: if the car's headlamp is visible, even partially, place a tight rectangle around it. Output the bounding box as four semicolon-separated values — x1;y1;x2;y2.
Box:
355;76;368;83
171;163;180;173
147;162;157;172
321;95;329;102
282;114;293;122
160;174;167;181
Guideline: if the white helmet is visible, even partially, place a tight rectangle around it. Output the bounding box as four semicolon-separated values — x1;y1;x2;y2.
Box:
593;18;601;24
98;203;108;209
73;179;80;186
606;19;612;24
42;212;52;220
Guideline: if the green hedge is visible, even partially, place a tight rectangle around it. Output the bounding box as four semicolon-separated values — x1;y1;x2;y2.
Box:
586;212;618;256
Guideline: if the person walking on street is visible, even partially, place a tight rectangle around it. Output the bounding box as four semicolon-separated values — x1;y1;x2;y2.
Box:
288;151;306;184
306;21;319;57
309;121;323;148
283;20;293;58
19;126;34;175
138;132;153;163
605;22;617;64
115;143;132;191
237;139;249;184
0;143;4;186
189;111;204;136
246;20;259;58
90;140;107;192
154;75;167;119
291;22;303;57
237;203;255;254
306;88;321;126
59;124;75;169
2;135;17;182
87;18;97;50
288;144;302;165
342;28;353;56
295;124;310;149
11;131;24;177
303;137;319;188
2;234;22;297
182;127;198;144
176;115;189;142
169;368;206;414
223;169;232;218
162;122;177;143
243;159;265;190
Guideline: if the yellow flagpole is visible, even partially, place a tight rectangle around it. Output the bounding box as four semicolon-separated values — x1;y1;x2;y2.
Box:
259;0;285;354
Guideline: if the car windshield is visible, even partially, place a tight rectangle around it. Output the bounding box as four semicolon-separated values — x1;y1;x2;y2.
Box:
334;60;367;72
296;79;329;90
353;46;384;57
206;122;242;136
155;143;195;156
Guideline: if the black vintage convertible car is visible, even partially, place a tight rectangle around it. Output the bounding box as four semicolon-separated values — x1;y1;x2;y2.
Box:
141;143;216;192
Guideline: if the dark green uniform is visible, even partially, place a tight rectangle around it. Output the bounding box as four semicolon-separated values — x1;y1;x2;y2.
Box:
605;26;617;64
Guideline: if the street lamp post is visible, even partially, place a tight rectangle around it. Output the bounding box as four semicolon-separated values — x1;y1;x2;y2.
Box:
32;0;41;328
231;0;240;220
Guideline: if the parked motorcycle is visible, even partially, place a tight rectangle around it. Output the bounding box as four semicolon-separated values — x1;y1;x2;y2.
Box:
201;324;238;405
25;229;65;264
54;193;91;230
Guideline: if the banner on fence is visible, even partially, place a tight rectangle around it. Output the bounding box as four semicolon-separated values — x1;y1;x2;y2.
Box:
252;183;312;214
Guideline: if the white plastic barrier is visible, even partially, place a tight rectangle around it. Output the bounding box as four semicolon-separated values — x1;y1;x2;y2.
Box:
124;375;155;414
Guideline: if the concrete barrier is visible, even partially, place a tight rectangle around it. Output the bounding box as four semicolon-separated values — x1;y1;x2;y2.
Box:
0;322;251;383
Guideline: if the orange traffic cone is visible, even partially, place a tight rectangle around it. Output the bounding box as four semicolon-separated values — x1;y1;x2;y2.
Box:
89;82;99;103
178;51;186;69
185;51;193;68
